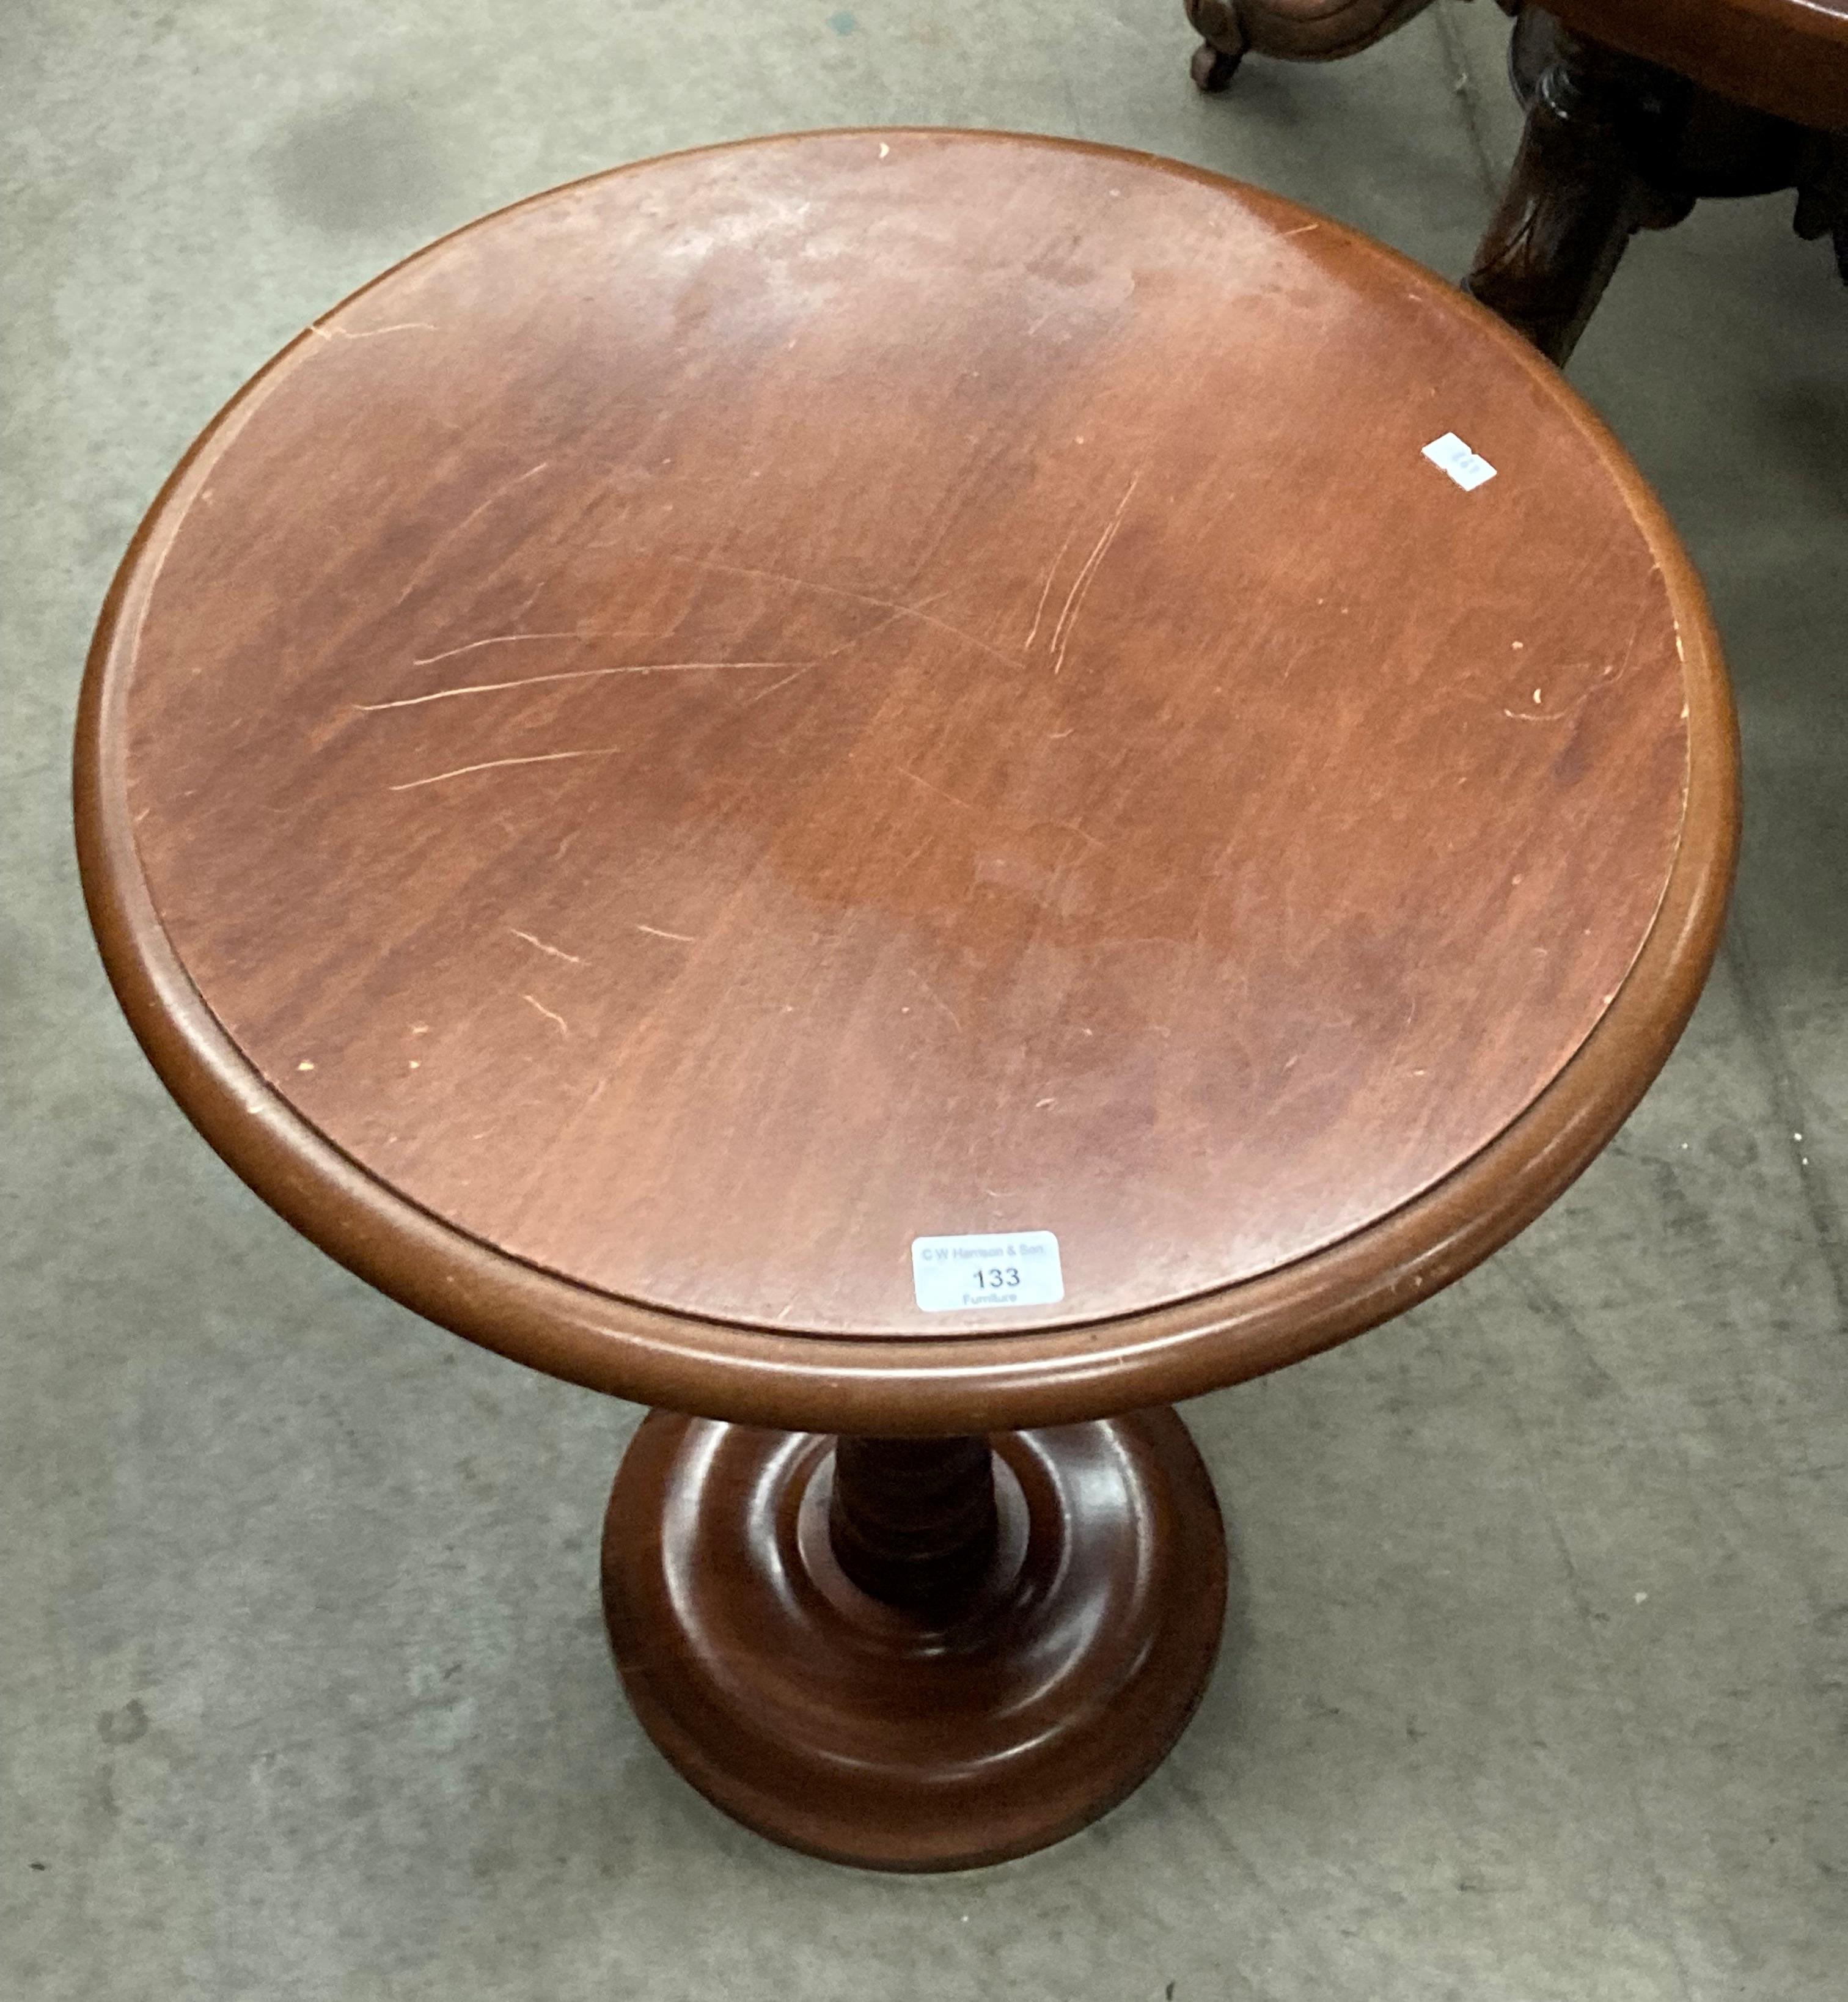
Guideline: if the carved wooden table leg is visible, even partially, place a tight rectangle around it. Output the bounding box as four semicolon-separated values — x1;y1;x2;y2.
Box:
1185;0;1438;94
1793;132;1848;282
601;1412;1227;1869
1471;7;1847;361
1464;26;1693;363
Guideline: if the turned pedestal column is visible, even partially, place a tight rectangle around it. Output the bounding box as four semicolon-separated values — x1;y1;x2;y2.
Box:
78;131;1736;1872
603;1416;1226;1868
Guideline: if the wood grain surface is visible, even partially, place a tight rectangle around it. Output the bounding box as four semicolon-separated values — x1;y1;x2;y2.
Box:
78;132;1738;1425
1546;0;1848;131
601;1408;1227;1869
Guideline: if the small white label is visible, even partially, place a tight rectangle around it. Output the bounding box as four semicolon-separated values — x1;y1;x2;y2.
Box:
911;1231;1064;1312
1422;431;1497;491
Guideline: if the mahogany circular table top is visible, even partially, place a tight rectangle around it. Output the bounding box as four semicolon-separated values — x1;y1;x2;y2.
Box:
78;130;1738;1434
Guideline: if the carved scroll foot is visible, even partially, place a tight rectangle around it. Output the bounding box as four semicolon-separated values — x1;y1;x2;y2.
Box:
1182;0;1437;92
1191;38;1245;92
1186;1;1248;90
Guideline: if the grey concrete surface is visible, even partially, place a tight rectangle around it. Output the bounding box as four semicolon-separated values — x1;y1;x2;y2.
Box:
3;4;1844;1998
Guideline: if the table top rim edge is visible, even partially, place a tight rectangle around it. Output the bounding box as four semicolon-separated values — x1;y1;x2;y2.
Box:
72;134;1742;1429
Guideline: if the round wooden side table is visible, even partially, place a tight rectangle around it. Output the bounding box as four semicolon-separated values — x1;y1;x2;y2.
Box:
76;131;1738;1872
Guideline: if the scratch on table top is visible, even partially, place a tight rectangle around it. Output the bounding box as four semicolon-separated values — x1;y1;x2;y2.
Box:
508;928;582;965
739;667;811;707
820;597;945;661
522;994;569;1036
635;923;700;944
1502;653;1637;724
358;658;809;710
912;974;963;1033
1050;475;1139;675
389;463;560;609
409;464;555;573
663;554;1016;670
898;766;978;814
409;632;578;669
1023;526;1078;651
389;747;621;791
308;319;438;342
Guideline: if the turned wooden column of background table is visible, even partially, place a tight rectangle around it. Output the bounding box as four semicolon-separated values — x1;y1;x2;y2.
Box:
76;131;1737;1872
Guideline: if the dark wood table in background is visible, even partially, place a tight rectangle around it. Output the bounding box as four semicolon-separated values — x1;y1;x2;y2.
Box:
77;131;1737;1871
1187;0;1848;361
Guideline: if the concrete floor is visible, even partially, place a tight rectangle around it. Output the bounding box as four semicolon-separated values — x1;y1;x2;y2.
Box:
4;3;1845;1997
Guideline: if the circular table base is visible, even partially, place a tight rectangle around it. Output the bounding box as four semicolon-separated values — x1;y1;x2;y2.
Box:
601;1409;1227;1871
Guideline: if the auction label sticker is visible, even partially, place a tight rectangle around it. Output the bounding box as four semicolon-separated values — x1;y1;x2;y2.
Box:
1421;431;1498;491
911;1232;1065;1312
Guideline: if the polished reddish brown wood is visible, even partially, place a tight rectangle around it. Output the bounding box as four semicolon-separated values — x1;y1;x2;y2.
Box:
603;1410;1226;1869
827;1432;999;1611
78;130;1737;1873
1185;0;1436;91
1544;0;1848;132
83;133;1720;1384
